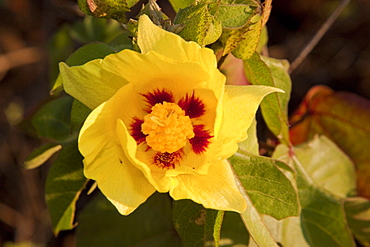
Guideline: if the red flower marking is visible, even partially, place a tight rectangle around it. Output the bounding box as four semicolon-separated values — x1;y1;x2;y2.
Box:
129;117;146;145
153;150;183;169
178;92;205;119
189;125;213;154
142;89;174;112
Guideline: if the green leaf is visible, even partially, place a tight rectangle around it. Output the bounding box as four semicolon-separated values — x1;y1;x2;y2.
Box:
66;42;117;67
108;31;133;51
230;149;299;219
168;0;195;12
238;192;278;246
231;17;262;60
295;161;355;247
77;0;139;22
172;200;220;246
31;96;75;142
23;143;62;169
244;52;291;145
216;3;256;29
52;42;117;93
273;145;356;247
76;192;181;247
344;197;370;246
275;136;356;198
69;16;124;44
219;211;249;246
174;3;222;46
70;99;92;133
45;141;87;235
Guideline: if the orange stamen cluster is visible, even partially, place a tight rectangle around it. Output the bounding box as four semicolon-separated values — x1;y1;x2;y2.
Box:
141;102;194;153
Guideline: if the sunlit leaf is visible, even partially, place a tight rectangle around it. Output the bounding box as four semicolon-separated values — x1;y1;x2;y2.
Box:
244;52;291;145
230;17;262;60
219;14;258;56
216;3;257;29
76;192;181;246
174;3;222;46
230;149;299;220
45;141;87;234
275;136;356;198
295;160;355;247
23;143;62;169
168;0;195;12
77;0;139;22
344;197;370;246
289;85;370;198
238;192;278;247
173;200;220;247
31;96;75;142
273;145;356;247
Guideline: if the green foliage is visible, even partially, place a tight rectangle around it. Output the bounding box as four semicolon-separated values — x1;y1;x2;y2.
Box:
174;3;222;46
168;0;196;12
76;193;182;247
45;141;87;235
172;200;221;246
344;197;370;246
230;149;299;219
31;96;75;142
296;163;355;247
70;99;92;133
272;136;358;246
77;0;140;22
23;143;62;169
244;52;291;145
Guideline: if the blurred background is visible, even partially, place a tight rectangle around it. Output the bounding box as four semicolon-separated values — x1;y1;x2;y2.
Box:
0;0;369;246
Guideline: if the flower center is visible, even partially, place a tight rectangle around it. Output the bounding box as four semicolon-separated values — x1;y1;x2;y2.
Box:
141;102;195;153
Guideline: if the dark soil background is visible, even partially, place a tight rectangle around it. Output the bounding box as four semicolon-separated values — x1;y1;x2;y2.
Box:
0;0;369;246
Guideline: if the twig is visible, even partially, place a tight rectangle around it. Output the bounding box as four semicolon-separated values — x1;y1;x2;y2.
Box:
289;0;351;73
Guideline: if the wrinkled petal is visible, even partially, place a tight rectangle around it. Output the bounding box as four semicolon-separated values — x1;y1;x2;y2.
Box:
79;105;155;215
78;83;143;163
138;15;216;70
84;142;155;215
218;85;284;144
59;61;128;109
115;119;173;192
169;159;247;213
102;50;213;99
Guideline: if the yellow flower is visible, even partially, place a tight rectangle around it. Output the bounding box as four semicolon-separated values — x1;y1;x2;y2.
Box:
59;15;282;215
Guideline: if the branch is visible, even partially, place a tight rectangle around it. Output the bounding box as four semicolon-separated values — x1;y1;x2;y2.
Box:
289;0;351;73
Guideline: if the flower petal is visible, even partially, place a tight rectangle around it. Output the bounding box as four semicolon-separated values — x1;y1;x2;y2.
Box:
84;141;155;215
218;85;284;143
59;62;127;109
102;50;210;99
115;119;172;192
78;83;143;163
169;159;247;213
79;106;155;215
137;15;216;69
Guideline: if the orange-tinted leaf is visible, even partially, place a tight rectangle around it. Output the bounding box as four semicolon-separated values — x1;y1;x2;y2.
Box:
289;85;370;198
